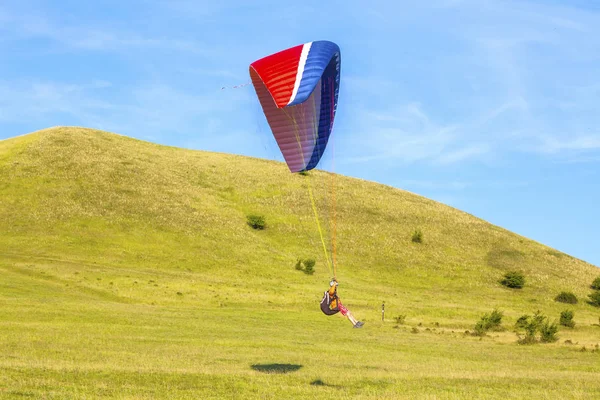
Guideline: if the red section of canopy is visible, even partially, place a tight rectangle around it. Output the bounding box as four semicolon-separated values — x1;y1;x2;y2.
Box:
249;44;303;108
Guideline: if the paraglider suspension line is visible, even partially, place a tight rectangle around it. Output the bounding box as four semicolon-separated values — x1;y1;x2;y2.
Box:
283;105;335;278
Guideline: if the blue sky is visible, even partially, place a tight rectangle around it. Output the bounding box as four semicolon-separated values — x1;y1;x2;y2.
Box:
1;0;599;267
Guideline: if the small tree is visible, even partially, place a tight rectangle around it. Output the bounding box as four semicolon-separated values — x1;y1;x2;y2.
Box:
588;291;600;307
303;259;316;275
559;310;575;328
294;258;316;275
487;309;504;328
473;309;504;336
500;271;525;289
540;320;559;343
519;317;539;345
515;315;530;330
591;276;600;290
473;319;488;336
247;214;266;230
554;292;578;304
516;310;555;344
411;229;423;244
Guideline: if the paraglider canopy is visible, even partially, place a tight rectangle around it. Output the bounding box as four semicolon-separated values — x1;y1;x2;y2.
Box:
249;41;341;173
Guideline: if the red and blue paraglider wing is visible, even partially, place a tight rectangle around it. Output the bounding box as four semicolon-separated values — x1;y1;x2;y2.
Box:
249;41;340;173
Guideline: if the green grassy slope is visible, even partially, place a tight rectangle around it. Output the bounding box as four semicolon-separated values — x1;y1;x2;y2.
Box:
1;126;599;399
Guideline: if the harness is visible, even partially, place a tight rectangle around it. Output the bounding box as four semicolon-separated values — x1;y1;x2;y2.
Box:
320;289;340;316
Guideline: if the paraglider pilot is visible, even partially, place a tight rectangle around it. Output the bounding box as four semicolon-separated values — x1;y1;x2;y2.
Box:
320;279;364;328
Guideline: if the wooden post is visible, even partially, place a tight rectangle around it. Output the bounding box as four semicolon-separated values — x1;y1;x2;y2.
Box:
381;302;385;322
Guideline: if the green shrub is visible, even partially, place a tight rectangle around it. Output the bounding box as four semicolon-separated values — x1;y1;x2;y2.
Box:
473;309;504;336
540;320;559;343
411;229;423;244
588;290;600;307
473;320;487;336
488;309;504;329
500;271;525;289
303;259;316;275
247;214;266;230
394;315;406;324
516;310;557;344
554;291;578;304
515;315;530;329
559;310;575;328
518;328;537;345
591;276;600;290
294;258;316;275
516;312;542;345
515;314;532;341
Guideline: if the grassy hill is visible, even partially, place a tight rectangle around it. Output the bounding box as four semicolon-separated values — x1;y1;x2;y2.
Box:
1;126;599;399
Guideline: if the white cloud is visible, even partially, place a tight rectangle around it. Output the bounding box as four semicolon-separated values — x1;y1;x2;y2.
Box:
338;100;499;166
538;134;600;154
434;144;490;165
0;80;115;122
0;6;210;54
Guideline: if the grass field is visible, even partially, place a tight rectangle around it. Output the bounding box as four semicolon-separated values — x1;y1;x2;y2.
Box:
1;127;599;399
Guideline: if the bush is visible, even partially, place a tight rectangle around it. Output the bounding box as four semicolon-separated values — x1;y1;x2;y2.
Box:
473;320;487;337
531;310;546;327
303;259;316;275
411;229;423;244
516;310;558;344
554;291;578;304
515;315;530;329
559;310;575;328
473;309;504;336
487;309;504;328
591;276;600;290
247;214;266;230
394;315;406;324
500;271;525;289
294;258;316;275
294;259;304;271
516;312;543;345
518;328;537;345
588;291;600;307
540;320;559;343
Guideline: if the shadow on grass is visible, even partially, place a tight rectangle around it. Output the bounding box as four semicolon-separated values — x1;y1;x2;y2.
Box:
310;378;344;389
251;363;302;374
